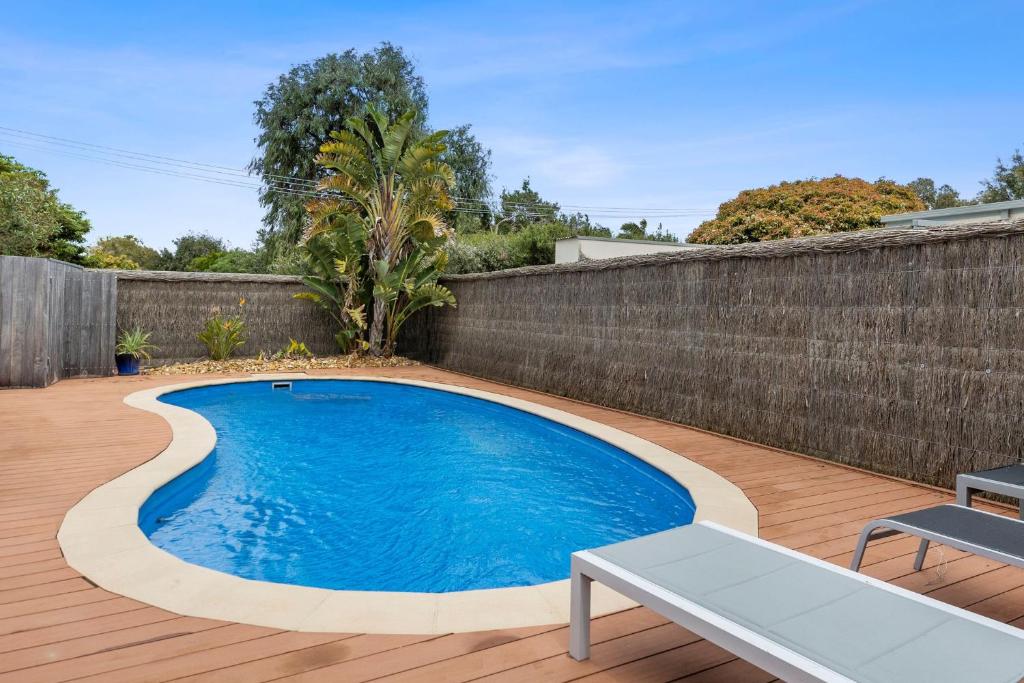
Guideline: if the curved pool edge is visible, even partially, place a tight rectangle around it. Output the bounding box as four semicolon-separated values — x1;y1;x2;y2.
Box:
58;374;758;634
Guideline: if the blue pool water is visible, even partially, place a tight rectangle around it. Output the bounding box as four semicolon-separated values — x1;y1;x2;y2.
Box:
141;380;696;593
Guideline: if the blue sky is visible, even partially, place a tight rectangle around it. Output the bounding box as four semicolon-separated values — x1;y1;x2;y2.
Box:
1;1;1021;249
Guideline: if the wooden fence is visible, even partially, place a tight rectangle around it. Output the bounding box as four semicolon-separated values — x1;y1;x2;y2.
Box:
0;256;116;387
402;219;1024;488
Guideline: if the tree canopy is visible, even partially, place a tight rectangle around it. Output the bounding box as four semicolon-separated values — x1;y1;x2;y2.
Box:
154;231;227;271
496;178;561;231
687;175;925;245
85;234;161;270
906;177;973;210
250;44;429;254
249;43;492;269
0;154;91;262
978;146;1024;203
186;248;263;273
441;125;493;233
618;218;679;242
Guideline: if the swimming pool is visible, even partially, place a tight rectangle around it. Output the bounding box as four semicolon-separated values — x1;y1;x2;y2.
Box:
140;380;696;593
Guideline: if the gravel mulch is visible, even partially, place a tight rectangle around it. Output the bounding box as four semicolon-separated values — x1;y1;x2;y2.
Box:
143;354;419;375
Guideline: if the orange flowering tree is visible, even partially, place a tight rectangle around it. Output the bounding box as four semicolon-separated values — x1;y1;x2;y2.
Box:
687;175;925;245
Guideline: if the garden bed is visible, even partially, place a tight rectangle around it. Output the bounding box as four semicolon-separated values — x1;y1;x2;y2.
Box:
143;354;419;375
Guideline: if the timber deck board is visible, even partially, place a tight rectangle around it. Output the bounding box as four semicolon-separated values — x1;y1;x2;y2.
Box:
0;367;1021;682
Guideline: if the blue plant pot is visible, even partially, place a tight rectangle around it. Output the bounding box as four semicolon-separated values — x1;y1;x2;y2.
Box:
115;354;140;376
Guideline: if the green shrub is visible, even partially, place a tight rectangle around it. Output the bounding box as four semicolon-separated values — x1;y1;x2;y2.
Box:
688;175;925;245
197;299;247;360
282;338;312;358
445;222;587;274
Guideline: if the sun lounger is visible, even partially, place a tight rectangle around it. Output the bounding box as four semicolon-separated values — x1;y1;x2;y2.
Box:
850;504;1024;573
958;464;1024;519
569;521;1024;682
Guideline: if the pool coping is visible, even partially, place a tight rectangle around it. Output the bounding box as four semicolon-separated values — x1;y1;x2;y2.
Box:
57;375;758;634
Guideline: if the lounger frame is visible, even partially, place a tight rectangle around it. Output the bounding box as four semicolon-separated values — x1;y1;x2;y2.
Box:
569;521;1024;683
850;504;1024;572
957;468;1024;519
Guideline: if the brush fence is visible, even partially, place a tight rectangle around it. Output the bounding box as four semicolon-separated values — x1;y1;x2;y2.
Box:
403;220;1024;488
0;256;116;387
115;270;336;364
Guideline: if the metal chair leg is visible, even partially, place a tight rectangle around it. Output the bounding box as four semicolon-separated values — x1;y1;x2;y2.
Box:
850;527;876;572
569;563;592;661
913;538;930;571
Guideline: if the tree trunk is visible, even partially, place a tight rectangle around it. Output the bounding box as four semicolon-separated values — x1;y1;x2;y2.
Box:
368;295;387;356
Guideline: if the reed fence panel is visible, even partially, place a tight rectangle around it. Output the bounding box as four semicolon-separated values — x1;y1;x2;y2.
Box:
115;270;337;364
402;220;1024;488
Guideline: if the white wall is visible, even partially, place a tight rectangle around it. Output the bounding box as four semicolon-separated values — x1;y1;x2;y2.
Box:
555;237;699;264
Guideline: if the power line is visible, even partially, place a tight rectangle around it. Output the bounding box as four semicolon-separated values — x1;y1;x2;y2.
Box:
0;129;711;218
449;196;711;218
0;125;716;218
0;138;565;217
0;124;716;218
1;137;699;220
0;125;320;189
0;139;325;200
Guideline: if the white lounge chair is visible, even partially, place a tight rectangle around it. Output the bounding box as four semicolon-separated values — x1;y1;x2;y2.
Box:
570;521;1024;682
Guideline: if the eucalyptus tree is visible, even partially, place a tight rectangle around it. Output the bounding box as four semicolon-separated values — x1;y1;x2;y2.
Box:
300;106;456;356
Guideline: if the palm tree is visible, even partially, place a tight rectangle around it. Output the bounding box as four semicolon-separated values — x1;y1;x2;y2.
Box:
303;106;457;356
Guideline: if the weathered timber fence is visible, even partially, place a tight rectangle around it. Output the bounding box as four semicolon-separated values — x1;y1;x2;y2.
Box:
0;256;116;387
402;220;1024;488
115;270;337;364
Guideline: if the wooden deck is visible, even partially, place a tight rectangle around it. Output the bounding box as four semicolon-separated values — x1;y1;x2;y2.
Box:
1;367;1021;682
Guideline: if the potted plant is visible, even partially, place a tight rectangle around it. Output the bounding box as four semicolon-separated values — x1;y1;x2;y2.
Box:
115;326;158;375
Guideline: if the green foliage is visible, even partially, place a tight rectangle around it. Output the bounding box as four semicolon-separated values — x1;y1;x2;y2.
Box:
445;221;612;274
284;338;312;358
687;175;925;244
115;326;158;360
293;231;369;353
445;231;530;273
82;231;263;274
250;44;493;272
249;44;430;257
155;231;225;270
0;154;91;262
186;248;263;273
88;234;160;269
372;249;456;350
262;338;314;361
441;124;493;233
906;177;973;209
617;218;679;242
299;105;456;356
978;146;1024;203
84;250;140;269
197;300;247;360
496;178;560;231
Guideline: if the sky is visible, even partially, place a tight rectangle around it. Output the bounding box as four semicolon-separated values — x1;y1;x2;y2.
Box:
1;0;1022;249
